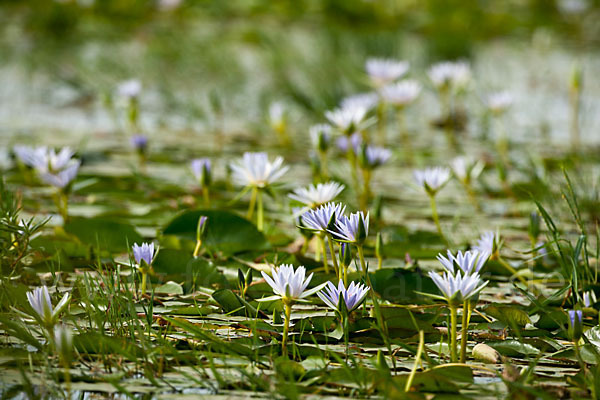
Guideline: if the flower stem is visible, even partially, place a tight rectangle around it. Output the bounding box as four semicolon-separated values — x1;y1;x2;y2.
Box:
319;150;329;181
202;186;210;208
449;305;458;363
460;300;471;364
193;239;202;258
357;245;367;276
405;330;424;392
141;272;147;297
256;189;264;232
247;186;257;220
360;168;372;212
428;194;445;243
319;235;330;274
282;303;292;357
326;234;339;278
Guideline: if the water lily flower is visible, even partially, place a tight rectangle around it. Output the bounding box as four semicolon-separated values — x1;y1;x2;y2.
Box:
39;161;80;189
428;61;471;92
486;91;513;115
318;280;370;313
27;286;70;327
117;79;142;99
261;264;314;303
336;132;363;155
583;291;597;308
131;134;148;151
191;158;212;187
413;167;451;195
340;92;379;111
366;58;409;87
428;271;488;306
473;231;500;256
437;250;490;276
380;80;422;107
310;124;332;153
329;211;369;245
427;270;488;363
360;145;392;169
13;145;48;169
132;242;156;296
451;157;484;184
289;182;345;208
133;242;155;266
325;105;368;134
301;202;347;235
568;309;583;341
230;152;288;189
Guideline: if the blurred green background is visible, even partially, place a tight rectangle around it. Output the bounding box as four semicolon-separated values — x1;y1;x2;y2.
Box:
0;0;598;144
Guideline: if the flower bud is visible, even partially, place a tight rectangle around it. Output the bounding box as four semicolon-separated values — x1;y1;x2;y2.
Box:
568;309;583;341
375;232;384;259
339;243;352;268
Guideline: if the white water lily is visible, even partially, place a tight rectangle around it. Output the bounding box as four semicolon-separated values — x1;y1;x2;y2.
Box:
26;286;70;327
381;80;422;107
450;157;484;184
301;202;347;234
261;264;314;302
486;91;513;115
325;105;368;134
13;145;48;169
329;211;369;245
340;92;379;111
362;145;392;169
289;182;345;208
428;61;471;91
318;280;370;313
365;58;409;87
413;167;451;194
230;152;289;188
428;270;488;305
310;124;332;152
117;79;142;99
437;250;489;276
473;231;500;255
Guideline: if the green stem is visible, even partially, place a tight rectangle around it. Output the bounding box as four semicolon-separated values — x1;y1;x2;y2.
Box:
360;168;372;212
405;330;424;392
429;194;445;243
319;151;329;181
342;313;349;361
282;303;292;357
202;186;210;208
362;249;396;372
319;235;330;274
326;235;339;278
247;186;257;220
449;305;458;363
193;239;202;258
257;189;264;232
460;301;471;364
141;272;147;297
377;256;382;271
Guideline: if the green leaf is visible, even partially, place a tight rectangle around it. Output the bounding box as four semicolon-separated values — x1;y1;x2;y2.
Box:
486;340;540;357
212;289;263;317
152;249;227;289
369;268;438;303
163;210;268;255
63;217;143;252
484;304;531;327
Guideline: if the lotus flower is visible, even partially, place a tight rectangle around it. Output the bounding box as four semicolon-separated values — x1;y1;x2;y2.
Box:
301;202;346;234
413;167;451;195
329;211;369;245
437;250;489;276
428;270;488;306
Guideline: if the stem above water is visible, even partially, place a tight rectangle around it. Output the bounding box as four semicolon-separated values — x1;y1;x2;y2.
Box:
282;303;292;357
319;235;330;274
449;305;458;363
